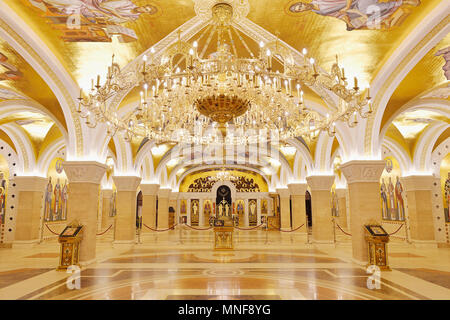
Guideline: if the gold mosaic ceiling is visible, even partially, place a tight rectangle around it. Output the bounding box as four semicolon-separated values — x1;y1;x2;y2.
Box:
0;0;447;157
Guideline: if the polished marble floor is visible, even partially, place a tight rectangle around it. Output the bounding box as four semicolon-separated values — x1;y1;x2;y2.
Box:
0;228;449;300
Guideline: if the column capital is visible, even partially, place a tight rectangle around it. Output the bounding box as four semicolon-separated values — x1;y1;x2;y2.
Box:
63;161;107;184
14;176;48;192
276;188;290;198
340;160;385;184
140;183;160;195
157;188;171;198
306;175;334;191
401;175;435;191
112;176;141;192
288;183;308;195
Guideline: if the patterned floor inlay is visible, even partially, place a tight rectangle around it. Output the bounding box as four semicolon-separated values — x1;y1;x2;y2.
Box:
0;230;449;300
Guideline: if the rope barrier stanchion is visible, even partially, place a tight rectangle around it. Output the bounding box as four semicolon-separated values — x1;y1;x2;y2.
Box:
235;223;264;231
44;224;60;236
183;223;213;231
388;224;404;236
335;222;352;236
278;223;304;233
96;224;113;236
143;223;178;232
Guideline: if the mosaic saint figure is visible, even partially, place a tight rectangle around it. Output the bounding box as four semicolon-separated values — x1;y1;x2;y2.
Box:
0;187;5;225
218;203;223;217
388;177;396;219
44;177;53;221
61;182;68;220
395;176;405;220
225;203;230;217
53;178;62;220
289;0;420;30
30;0;157;24
0;172;6;224
192;201;198;217
380;178;388;219
109;191;117;217
249;200;256;217
181;200;186;214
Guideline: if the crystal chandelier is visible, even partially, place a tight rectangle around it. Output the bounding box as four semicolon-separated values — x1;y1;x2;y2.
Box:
207;168;238;182
77;3;372;145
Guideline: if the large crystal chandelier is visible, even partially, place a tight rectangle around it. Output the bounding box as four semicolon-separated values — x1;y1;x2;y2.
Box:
77;3;372;145
208;168;238;182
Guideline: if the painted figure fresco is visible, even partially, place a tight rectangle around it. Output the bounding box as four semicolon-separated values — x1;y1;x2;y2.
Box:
380;178;388;219
44;177;53;221
61;182;68;220
380;157;405;221
445;172;450;222
288;0;420;30
53;178;62;220
395;176;405;220
261;199;268;215
25;0;158;42
109;190;117;217
191;199;199;225
0;172;6;225
249;199;257;226
0;52;23;82
331;189;339;217
388;177;396;218
180;199;186;214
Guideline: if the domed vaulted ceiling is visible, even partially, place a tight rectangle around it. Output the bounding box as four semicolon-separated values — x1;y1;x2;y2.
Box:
0;0;448;183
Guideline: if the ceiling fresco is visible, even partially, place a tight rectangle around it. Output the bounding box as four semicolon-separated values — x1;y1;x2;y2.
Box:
0;39;66;129
0;0;447;169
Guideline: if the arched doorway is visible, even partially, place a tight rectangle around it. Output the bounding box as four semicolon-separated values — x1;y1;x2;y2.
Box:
216;185;232;217
136;191;143;231
305;190;312;230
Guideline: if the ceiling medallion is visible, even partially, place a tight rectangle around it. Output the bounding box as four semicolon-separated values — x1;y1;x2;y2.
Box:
194;0;250;22
76;2;372;145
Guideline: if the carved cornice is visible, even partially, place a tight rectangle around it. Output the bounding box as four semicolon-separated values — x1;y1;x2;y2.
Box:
276;188;290;198
14;176;47;192
288;183;307;195
63;161;107;184
112;176;141;192
157;188;171;198
340;160;385;184
306;175;335;191
401;175;435;191
140;184;160;196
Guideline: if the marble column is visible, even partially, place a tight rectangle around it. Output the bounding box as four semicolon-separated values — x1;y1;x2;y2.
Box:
157;188;171;229
340;160;385;263
288;183;308;232
402;175;436;247
140;184;159;233
63;161;107;264
276;188;291;231
13;176;47;247
112;176;141;244
306;176;335;244
335;188;348;231
100;189;113;230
